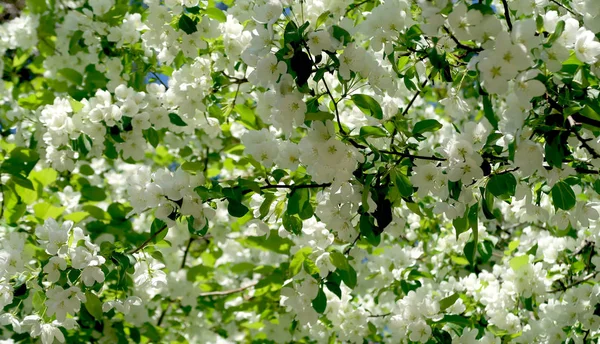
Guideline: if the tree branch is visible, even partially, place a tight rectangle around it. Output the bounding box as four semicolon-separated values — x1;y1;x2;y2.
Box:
150;71;168;89
344;234;361;255
129;224;168;254
390;74;429;148
550;272;597;293
500;0;513;31
378;150;446;161
180;237;194;269
199;282;257;297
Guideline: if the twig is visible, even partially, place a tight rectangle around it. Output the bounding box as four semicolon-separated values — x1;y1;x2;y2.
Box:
573;128;600;159
378;150;446;162
494;167;519;175
550;0;580;17
199;282;257;297
390;75;429;148
500;0;513;31
150;71;168;89
129;224;168;254
368;312;392;318
442;27;483;53
260;183;332;191
549;272;597;293
344;0;371;16
344;234;361;255
221;71;248;84
156;301;172;326
180;237;194;269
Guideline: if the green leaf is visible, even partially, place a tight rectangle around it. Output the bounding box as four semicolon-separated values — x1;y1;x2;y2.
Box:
487;173;517;200
551;181;576;211
150;218;167;243
58;68;83;85
439;293;460;311
204;7;226;22
84;292;103;320
477;240;494;263
311;287;327;314
351;94;383;120
412;119;442;135
33;202;65;220
168;113;188;127
6;203;26;225
434;314;471;327
259;193;276;219
338;264;357;288
305;111;334;122
29;168;57;187
178;14;198;34
452;209;469;240
68;30;85;55
359;126;388;138
482;95;499;130
331;25;351;45
282;212;302;234
329;250;350;271
143;128;159;148
227;199;249;218
303;258;319;276
395;172;413;197
290;247;312;277
81;186;107;202
325;280;342;299
464;240;476;267
64;211;89;223
509;255;529;271
316;11;330;28
547;20;565;45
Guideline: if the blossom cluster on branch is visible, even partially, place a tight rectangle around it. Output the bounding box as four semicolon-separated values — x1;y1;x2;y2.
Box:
1;0;600;343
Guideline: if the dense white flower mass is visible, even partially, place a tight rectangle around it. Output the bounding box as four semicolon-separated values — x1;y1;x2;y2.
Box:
2;0;600;343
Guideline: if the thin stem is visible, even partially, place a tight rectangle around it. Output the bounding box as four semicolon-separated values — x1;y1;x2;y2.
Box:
550;0;580;17
221;71;248;84
344;234;361;255
344;0;371;16
378;150;446;162
180;237;194;269
368;312;392;318
150;71;168;89
199;282;257;297
260;183;332;191
156;301;172;326
390;76;430;148
129;224;168;254
550;272;597;293
442;27;482;53
500;0;513;31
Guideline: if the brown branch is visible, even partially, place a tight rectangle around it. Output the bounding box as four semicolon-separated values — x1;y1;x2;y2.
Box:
368;312;392;318
500;0;513;31
379;150;446;161
442;27;483;53
180;237;194;269
390;74;430;148
199;282;257;297
150;71;168;89
549;272;597;293
129;224;168;254
344;234;361;255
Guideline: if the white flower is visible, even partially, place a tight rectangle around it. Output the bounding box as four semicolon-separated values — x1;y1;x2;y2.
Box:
35;219;73;256
43;256;67;283
574;28;600;64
